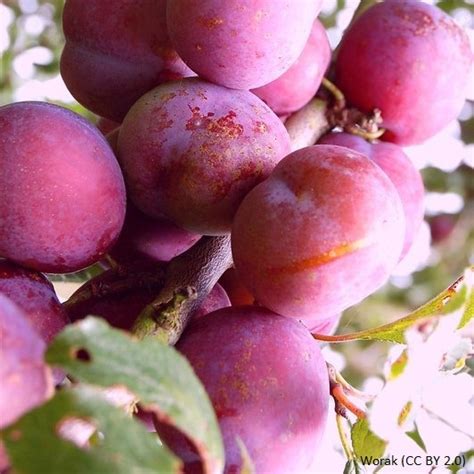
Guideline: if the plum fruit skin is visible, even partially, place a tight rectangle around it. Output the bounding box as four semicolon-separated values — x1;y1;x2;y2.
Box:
61;0;194;122
117;78;291;235
303;313;341;335
0;260;68;345
0;293;53;429
218;268;256;306
191;284;230;321
167;0;323;90
335;0;472;145
0;102;126;273
252;19;331;116
96;117;121;136
110;203;201;266
318;132;425;259
232;145;405;321
157;307;329;473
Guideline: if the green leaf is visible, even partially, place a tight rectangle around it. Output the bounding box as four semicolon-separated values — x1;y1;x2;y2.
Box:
448;450;474;473
405;423;427;452
46;318;225;474
437;0;474;14
1;385;181;474
313;267;473;344
351;419;387;461
343;459;366;474
457;276;473;329
442;284;467;315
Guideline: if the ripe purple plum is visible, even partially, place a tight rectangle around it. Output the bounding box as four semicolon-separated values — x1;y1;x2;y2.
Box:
192;283;230;320
252;19;331;116
0;102;126;273
0;293;53;429
156;307;329;473
167;0;323;89
61;0;194;122
67;266;229;331
232;145;405;321
318;132;425;258
96;117;121;136
0;260;69;344
335;0;472;145
218;268;255;306
110;203;201;266
303;313;341;335
118;78;291;234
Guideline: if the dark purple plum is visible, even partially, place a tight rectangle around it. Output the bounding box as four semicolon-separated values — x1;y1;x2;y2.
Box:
117;78;291;235
335;0;472;145
318;132;425;258
232;145;405;322
252;19;331;116
0;102;126;273
0;293;53;429
61;0;194;122
156;307;329;473
218;268;256;306
167;0;323;89
110;203;201;266
0;260;69;344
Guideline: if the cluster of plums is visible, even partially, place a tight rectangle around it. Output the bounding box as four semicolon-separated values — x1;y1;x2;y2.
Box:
0;0;471;472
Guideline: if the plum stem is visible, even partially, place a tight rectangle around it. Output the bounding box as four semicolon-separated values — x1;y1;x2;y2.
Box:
322;78;345;110
104;254;120;271
321;77;386;142
285;98;331;151
336;414;355;461
328;363;367;420
63;267;166;308
132;235;233;345
334;366;376;402
313;269;469;344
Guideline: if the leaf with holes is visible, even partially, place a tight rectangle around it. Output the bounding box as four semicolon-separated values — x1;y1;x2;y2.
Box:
46;317;225;474
1;385;181;474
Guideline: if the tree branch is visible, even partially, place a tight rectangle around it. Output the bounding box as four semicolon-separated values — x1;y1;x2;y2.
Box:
285;98;331;151
132;236;233;345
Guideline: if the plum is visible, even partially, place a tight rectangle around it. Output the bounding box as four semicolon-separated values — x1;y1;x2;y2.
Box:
0;102;126;273
232;145;405;321
335;0;472;145
318;132;425;258
61;0;194;122
118;78;291;234
252;19;331;116
156;307;329;473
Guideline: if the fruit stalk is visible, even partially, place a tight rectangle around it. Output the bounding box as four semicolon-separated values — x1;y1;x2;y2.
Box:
132;235;233;344
285;98;330;150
